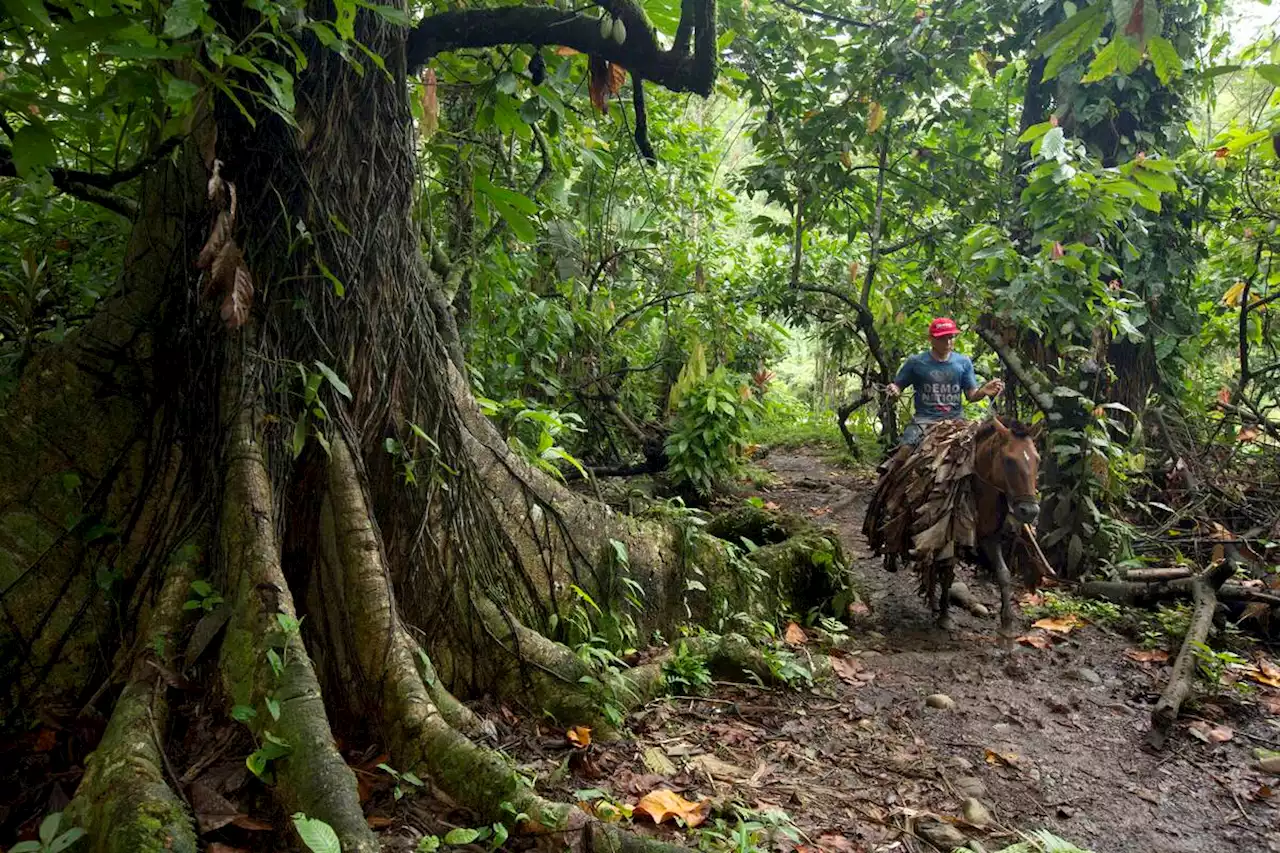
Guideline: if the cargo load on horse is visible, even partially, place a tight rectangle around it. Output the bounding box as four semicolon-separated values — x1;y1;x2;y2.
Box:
863;416;1042;632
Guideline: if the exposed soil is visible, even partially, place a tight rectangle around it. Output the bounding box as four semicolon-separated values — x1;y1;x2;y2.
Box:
517;450;1280;853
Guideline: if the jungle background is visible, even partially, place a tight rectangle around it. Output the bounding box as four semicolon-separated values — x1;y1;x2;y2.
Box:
2;0;1280;850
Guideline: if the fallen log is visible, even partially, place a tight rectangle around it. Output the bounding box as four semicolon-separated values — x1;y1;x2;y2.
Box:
1146;560;1237;750
1124;567;1194;582
1078;578;1280;609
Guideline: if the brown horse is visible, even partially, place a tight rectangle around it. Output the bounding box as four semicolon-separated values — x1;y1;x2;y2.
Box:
863;416;1042;633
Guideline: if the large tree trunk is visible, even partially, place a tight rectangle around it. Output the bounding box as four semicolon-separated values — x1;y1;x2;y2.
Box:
1;4;840;848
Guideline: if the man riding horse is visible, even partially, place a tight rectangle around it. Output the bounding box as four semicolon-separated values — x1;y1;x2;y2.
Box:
866;318;1043;633
886;317;1005;448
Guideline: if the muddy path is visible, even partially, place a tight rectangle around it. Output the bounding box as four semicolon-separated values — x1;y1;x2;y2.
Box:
526;450;1280;853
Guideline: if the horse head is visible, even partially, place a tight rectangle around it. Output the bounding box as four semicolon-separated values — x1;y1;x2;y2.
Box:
982;416;1042;525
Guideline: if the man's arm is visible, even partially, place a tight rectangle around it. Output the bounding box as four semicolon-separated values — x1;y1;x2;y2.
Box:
964;358;1004;401
885;358;914;398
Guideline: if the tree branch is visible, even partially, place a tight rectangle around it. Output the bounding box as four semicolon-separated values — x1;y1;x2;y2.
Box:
973;321;1056;413
0;135;181;218
631;73;656;164
407;1;718;96
770;0;879;29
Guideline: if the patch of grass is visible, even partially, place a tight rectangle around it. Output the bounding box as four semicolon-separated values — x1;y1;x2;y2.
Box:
750;413;845;449
1023;591;1125;627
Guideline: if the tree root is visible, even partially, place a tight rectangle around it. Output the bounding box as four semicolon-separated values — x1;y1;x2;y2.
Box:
218;404;376;851
1078;579;1280;610
64;553;198;853
1146;560;1236;750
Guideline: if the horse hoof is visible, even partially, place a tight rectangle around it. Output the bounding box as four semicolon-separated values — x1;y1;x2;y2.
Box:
997;623;1018;639
937;616;954;631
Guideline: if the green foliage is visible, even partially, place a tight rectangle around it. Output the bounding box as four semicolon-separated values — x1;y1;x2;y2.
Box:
662;641;713;695
995;829;1096;853
666;368;763;493
8;813;85;853
184;579;223;613
377;762;425;801
695;804;800;853
1022;591;1123;627
292;813;341;853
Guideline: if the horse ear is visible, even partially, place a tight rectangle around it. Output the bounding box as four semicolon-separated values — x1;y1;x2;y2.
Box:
1029;420;1045;440
991;415;1010;435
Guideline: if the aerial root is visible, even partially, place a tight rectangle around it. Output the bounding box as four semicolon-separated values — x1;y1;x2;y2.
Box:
64;553;199;853
219;401;377;851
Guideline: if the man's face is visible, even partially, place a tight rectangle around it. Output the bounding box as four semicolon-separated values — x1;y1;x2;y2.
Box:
931;333;956;357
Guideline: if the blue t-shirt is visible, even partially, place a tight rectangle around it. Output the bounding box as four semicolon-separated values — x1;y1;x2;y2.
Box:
894;351;978;423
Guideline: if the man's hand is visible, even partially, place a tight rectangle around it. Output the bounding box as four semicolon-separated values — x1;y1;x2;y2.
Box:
885;382;902;399
981;379;1005;399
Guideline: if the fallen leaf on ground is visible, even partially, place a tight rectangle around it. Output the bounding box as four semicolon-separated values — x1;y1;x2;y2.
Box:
1188;721;1234;743
33;728;57;752
642;747;676;776
230;815;273;831
1259;694;1280;715
830;655;863;685
688;754;748;782
848;600;871;617
1018;592;1044;607
764;501;780;510
1016;633;1052;649
366;816;394;829
1125;649;1170;664
984;748;1019;766
784;622;807;645
566;725;591;748
816;834;859;853
1032;614;1084;633
1245;656;1280;688
634;789;711;828
191;782;244;834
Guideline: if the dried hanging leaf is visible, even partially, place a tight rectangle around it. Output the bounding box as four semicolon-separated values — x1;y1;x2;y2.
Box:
847;260;860;282
1222;281;1246;307
1124;648;1169;664
588;55;609;111
420;68;439;139
221;263;254;329
1031;614;1084;634
1237;426;1261;443
867;102;886;133
1016;633;1052;649
784;622;807;645
33;728;57;752
555;46;580;56
1123;0;1145;36
566;725;592;748
207;159;226;206
607;61;626;94
634;789;711;828
196;211;232;271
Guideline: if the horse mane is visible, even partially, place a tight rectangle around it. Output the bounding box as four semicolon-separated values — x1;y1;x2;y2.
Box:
975;417;1034;441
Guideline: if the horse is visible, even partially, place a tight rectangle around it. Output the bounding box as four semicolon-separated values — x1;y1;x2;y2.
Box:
862;416;1041;633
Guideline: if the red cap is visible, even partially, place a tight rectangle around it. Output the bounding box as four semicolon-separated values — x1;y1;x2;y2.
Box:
929;317;959;338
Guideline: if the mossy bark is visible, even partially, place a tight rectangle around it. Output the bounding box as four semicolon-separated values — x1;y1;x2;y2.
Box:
64;554;198;853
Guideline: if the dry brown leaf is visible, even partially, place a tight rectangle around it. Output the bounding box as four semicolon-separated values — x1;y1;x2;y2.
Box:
190;781;243;835
566;725;592;748
634;789;710;828
784;622;807;645
1237;426;1261;443
607;61;626;94
1125;648;1169;664
1188;720;1234;743
367;816;395;829
1018;592;1044;607
847;600;870;617
33;728;57;752
1032;614;1084;634
420;68;438;139
830;655;863;685
1260;694;1280;715
220;263;253;329
230;815;273;831
763;501;780;510
867;101;885;132
983;748;1019;766
1245;657;1280;688
196;210;232;271
688;754;748;782
1217;386;1232;406
1016;633;1052;649
555;46;580;56
816;834;859;853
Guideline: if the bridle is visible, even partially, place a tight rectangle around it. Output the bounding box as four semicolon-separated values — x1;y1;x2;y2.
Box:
971;422;1039;504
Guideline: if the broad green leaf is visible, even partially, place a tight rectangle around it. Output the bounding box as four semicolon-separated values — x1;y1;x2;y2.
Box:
1147;36;1181;83
49;828;86;853
1132;166;1177;193
1040;2;1106;80
314;361;353;400
474;174;538;214
0;0;52;29
444;828;483;845
164;77;201;109
496;71;518;94
1036;126;1066;160
40;813;62;846
1254;63;1280;87
1018;120;1054;143
293;814;342;853
163;0;207;38
11;123;57;177
1081;38;1121;82
334;0;358;40
358;2;410;26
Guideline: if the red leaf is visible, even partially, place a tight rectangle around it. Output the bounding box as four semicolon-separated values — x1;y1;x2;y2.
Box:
588;56;609;112
1124;0;1145;36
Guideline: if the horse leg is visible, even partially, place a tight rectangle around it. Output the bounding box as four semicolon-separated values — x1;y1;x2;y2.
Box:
884;553;898;573
981;534;1016;635
937;562;955;631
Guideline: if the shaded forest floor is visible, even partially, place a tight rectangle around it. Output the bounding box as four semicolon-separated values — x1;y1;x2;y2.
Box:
511;450;1280;853
4;451;1280;853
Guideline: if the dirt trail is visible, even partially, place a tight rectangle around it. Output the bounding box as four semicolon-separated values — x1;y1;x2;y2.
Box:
529;450;1280;853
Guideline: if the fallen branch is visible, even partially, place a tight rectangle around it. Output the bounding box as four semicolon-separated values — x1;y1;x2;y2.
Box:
1079;578;1280;609
1146;559;1237;750
1124;567;1194;582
